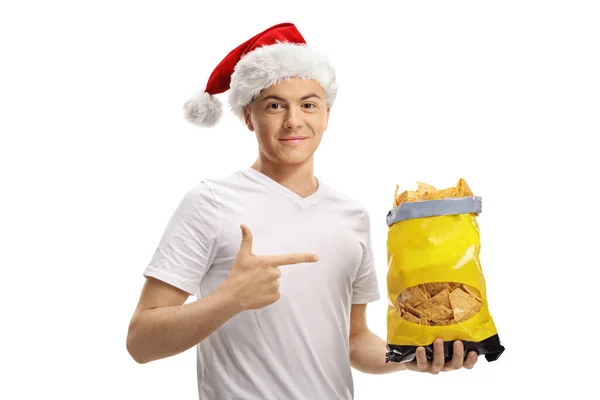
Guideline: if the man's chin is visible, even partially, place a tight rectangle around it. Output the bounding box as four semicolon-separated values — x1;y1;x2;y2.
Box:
277;154;313;167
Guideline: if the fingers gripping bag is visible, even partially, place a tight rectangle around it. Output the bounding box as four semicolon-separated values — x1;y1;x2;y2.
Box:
385;178;505;363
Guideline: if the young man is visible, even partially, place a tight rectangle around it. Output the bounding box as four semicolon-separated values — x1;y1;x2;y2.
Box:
126;23;477;399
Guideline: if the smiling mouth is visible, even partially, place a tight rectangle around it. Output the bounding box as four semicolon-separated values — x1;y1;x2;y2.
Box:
279;137;308;143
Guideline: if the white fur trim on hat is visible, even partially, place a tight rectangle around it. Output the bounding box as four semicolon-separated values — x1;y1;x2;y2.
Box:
228;42;337;121
182;91;223;128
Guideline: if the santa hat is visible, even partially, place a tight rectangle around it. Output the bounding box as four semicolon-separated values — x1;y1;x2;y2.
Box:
182;22;337;128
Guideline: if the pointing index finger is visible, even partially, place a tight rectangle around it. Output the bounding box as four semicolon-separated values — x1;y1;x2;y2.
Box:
263;253;319;267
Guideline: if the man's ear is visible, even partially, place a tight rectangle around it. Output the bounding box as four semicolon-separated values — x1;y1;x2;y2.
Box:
243;106;254;131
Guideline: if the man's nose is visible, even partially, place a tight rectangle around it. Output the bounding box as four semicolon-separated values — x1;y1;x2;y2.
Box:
283;106;303;130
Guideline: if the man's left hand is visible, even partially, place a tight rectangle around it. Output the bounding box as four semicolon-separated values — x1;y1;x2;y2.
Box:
405;338;478;374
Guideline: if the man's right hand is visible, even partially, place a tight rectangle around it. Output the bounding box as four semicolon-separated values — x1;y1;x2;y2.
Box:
219;224;319;311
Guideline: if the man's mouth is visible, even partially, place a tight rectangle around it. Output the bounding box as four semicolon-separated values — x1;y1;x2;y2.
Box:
279;137;307;143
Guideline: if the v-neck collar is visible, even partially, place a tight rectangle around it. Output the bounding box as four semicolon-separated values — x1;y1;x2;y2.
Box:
241;167;327;209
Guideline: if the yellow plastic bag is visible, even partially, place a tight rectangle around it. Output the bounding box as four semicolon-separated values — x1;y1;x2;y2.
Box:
385;179;505;363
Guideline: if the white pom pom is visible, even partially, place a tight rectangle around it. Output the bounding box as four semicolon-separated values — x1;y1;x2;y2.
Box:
182;92;223;128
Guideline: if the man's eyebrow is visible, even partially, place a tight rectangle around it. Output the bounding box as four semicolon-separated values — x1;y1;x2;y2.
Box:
260;93;322;102
261;95;286;102
300;93;321;101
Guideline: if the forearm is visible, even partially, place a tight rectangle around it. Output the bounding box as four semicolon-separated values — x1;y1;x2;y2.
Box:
349;329;408;374
127;287;242;364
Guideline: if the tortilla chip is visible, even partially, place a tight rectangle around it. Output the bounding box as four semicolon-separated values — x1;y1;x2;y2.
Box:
449;288;481;322
424;283;443;297
462;284;482;302
456;178;474;197
428;288;451;309
397;190;419;204
422;305;453;322
461;302;482;322
400;285;429;307
417;182;437;194
424;282;452;297
395;296;405;311
402;310;421;324
449;282;462;290
438;187;459;199
419;317;430;326
421;191;441;200
419;284;431;299
405;303;426;319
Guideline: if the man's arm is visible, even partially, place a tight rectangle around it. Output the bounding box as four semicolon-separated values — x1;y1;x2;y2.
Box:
348;304;478;374
127;224;319;364
349;303;406;374
126;277;243;364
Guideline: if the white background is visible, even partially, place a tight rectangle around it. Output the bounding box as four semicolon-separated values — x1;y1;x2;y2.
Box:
1;0;599;399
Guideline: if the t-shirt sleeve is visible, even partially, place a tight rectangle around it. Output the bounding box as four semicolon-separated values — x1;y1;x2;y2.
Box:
351;208;381;304
143;182;220;296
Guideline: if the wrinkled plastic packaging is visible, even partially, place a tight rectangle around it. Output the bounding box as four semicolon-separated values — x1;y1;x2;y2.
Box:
385;196;505;363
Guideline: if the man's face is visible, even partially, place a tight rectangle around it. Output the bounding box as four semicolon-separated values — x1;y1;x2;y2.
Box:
244;78;330;167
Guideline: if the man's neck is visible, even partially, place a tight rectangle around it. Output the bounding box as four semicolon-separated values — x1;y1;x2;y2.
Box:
251;157;319;198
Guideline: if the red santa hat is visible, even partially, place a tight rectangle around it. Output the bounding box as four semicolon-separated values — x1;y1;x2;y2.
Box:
182;22;338;128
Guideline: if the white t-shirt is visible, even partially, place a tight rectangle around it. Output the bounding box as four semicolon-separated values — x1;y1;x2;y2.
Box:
144;168;380;400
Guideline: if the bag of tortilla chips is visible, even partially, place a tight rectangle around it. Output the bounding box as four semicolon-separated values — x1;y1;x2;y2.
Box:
385;178;505;363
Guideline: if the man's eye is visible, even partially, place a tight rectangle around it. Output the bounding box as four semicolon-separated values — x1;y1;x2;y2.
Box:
304;103;316;109
268;103;282;110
